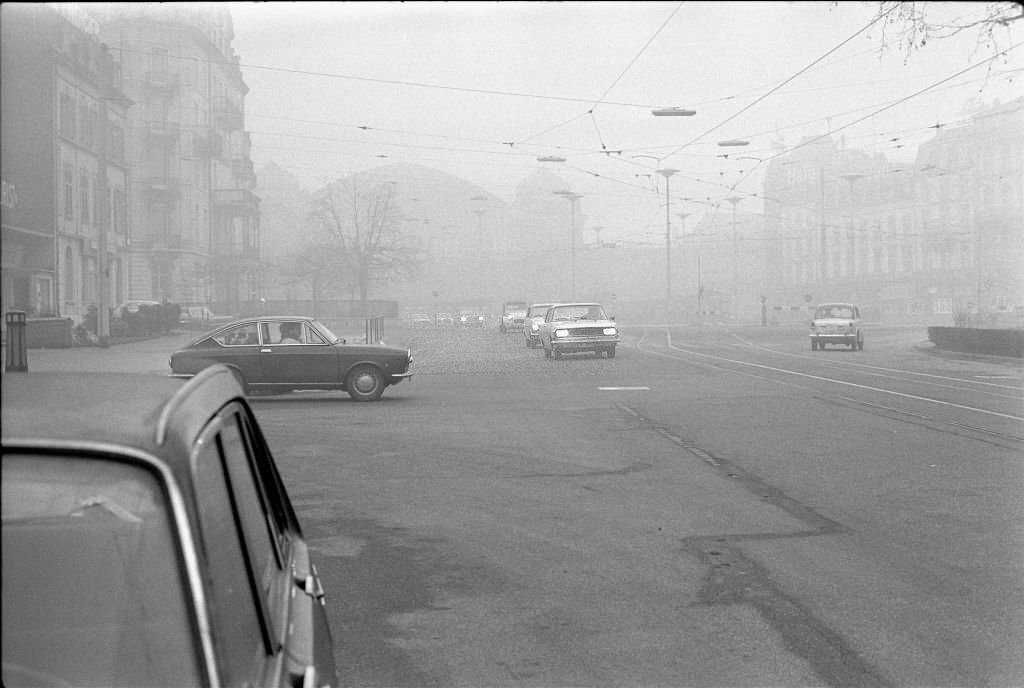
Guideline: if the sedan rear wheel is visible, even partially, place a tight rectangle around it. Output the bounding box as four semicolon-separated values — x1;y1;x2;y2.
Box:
346;364;385;401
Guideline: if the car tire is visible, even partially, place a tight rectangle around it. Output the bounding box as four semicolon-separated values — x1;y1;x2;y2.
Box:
606;346;616;359
811;340;817;351
857;335;864;351
552;348;561;359
346;364;385;402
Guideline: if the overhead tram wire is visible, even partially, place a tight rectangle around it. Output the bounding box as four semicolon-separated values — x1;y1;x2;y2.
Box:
113;44;668;110
723;39;1024;193
662;3;902;162
515;2;683;149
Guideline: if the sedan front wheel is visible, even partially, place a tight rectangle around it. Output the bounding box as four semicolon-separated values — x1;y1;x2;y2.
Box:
346;364;385;401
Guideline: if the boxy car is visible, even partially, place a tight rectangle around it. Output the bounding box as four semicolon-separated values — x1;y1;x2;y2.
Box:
809;302;864;351
538;302;620;359
1;366;338;687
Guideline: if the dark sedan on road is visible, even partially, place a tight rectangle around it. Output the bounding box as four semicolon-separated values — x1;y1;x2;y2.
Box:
2;366;338;687
169;316;412;401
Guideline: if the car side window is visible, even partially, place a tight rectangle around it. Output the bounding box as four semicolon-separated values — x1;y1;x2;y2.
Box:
305;324;327;344
214;323;258;346
265;321;309;345
219;413;284;584
193;430;269;685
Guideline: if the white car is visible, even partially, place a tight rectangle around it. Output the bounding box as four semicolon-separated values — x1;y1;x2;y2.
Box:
538;302;620;359
523;302;554;348
809;302;863;351
499;301;528;334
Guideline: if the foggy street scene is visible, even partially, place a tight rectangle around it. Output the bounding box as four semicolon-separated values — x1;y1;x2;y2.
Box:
2;2;1023;687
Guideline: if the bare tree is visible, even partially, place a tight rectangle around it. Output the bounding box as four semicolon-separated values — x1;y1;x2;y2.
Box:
872;2;1022;61
308;174;423;316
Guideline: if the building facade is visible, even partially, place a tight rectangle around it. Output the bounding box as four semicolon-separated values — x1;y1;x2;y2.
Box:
96;4;261;314
2;4;130;321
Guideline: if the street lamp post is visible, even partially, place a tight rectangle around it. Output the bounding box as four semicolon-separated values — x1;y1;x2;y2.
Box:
677;212;690;316
657;169;679;319
726;195;743;321
840;173;866;279
553;191;583;299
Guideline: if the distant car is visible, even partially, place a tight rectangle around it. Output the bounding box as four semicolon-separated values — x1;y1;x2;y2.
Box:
457;310;487;328
499;301;529;334
1;366;338;688
809;302;863;351
178;305;233;329
538;302;620;359
169;315;413;401
435;312;455;327
112;299;161;320
406;313;434;328
523;302;555;348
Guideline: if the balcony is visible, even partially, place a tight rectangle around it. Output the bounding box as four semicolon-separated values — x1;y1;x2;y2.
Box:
141;177;180;204
212;188;259;215
213;96;243;131
230;156;255;182
192;127;222;158
144;71;180;92
144;120;180;147
131;234;191;251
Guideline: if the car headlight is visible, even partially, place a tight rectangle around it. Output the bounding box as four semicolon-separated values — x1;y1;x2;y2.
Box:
603;327;617;336
555;328;569;338
531;323;540;332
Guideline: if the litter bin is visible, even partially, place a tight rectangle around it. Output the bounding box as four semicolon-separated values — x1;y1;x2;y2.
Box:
5;311;28;372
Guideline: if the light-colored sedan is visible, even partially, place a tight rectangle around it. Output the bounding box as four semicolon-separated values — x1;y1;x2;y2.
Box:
523;302;555;348
809;302;864;350
538;302;620;359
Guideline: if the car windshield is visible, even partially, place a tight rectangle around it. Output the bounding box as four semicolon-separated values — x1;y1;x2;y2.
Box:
2;454;202;686
550;305;606;321
528;306;551;317
815;305;855;319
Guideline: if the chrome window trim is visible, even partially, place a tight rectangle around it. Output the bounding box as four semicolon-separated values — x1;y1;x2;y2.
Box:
1;439;220;688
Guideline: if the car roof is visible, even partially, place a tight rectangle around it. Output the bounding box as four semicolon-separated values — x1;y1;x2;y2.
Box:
817;302;857;308
2;367;244;471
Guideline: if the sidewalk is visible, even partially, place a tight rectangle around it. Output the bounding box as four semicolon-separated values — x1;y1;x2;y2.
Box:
16;332;196;374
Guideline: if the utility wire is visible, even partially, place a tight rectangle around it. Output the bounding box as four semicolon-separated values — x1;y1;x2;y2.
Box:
663;3;902;161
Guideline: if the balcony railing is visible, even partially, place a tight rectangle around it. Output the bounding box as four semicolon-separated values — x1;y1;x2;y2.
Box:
230;157;255;181
192;127;222;158
212;188;259;214
213;96;243;131
144;71;180;92
145;120;180;146
141;177;181;204
131;234;191;250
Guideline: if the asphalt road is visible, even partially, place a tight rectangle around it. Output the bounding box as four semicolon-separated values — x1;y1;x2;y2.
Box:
19;323;1024;687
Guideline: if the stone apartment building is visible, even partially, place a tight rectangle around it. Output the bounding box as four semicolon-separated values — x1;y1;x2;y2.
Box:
96;4;261;313
0;4;260;324
1;4;130;321
763;98;1023;324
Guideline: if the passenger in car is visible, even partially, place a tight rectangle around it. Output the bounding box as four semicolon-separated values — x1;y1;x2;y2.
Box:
279;322;302;344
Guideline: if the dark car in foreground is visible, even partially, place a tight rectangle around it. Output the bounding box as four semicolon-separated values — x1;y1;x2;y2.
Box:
169;315;412;401
538;302;620;359
1;366;338;688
